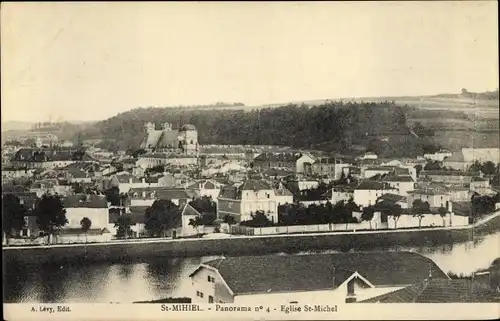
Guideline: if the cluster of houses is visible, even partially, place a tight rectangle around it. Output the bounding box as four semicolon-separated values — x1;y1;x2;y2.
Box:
2;123;499;245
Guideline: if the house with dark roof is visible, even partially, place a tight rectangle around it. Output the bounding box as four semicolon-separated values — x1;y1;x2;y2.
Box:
63;194;109;230
188;252;449;304
253;152;316;174
323;183;357;204
382;175;415;196
419;170;479;186
360;278;500;303
363;166;412;180
217;179;289;223
376;193;408;209
10;148;96;170
309;157;352;180
128;186;196;208
353;180;396;207
187;179;225;200
470;176;491;193
407;188;451;209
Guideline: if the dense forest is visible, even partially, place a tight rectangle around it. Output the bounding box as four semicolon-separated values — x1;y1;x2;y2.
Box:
80;101;439;157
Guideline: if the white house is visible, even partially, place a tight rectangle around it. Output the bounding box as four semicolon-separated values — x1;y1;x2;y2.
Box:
217;179;285;223
357;152;378;160
63;194;109;229
57;194;111;243
29;179;58;197
424;150;453;162
116;173;160;194
187;179;225;200
353;181;396;207
407;189;451;209
128;186;196;207
324;184;356;204
179;203;202;237
188;252;449;304
382;175;415;196
469;177;491;193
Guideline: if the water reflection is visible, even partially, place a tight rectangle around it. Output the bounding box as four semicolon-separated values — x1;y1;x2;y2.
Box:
3;232;499;303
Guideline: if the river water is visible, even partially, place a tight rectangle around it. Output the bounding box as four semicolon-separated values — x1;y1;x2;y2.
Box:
3;231;500;303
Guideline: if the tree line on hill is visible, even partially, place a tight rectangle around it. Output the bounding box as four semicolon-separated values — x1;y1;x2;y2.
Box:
80;101;439;157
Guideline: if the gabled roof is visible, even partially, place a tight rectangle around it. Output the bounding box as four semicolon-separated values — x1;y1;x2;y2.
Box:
355;180;392;191
377;193;406;203
190;252;448;295
254;152;310;163
2;185;30;194
360;279;500;303
421;170;475;177
180;203;201;217
408;189;449;196
383;175;414;182
157;189;196;200
129;205;149;214
274;183;294;197
186;180;220;190
63;194;108;208
240;179;272;191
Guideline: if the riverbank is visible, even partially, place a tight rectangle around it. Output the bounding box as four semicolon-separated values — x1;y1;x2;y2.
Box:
4;211;499;265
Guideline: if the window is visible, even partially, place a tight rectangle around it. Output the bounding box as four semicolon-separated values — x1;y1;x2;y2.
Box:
200;292;204;298
209;296;214;303
207;276;215;283
196;291;204;298
267;194;270;199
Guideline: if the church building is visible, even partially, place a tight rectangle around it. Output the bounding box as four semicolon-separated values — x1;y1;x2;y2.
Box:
140;122;199;155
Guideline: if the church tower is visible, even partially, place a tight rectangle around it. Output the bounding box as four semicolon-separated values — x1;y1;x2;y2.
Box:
145;122;155;134
179;124;199;155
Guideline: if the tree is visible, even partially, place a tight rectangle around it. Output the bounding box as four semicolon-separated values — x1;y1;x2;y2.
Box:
115;214;133;239
188;216;202;235
2;194;28;244
104;186;121;206
223;215;236;226
35;194;68;244
437;206;448;227
80;217;92;243
412;199;430;228
144;200;181;237
376;201;402;229
424;160;443;171
189;196;217;225
72;183;85;194
240;211;273;228
361;207;375;229
468;160;482;174
481;161;497;176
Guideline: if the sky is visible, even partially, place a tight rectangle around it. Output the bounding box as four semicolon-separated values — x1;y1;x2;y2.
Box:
1;2;498;122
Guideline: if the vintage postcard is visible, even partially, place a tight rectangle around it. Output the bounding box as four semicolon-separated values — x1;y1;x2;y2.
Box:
2;1;499;320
